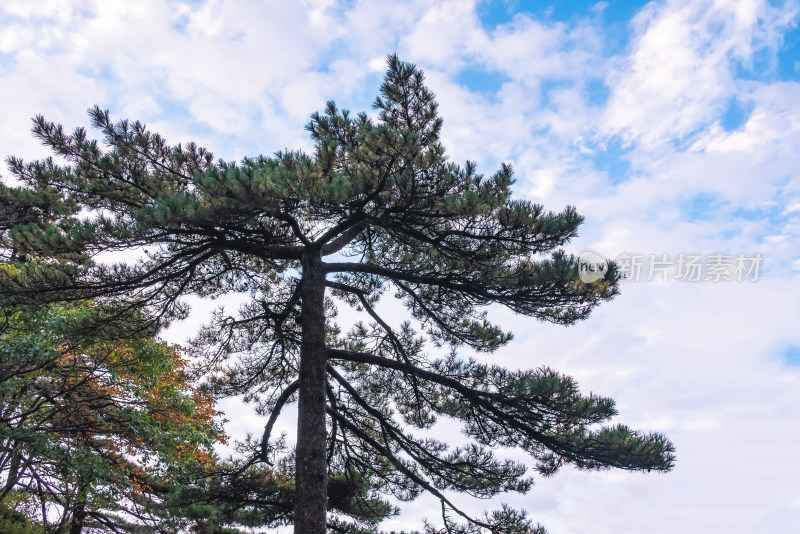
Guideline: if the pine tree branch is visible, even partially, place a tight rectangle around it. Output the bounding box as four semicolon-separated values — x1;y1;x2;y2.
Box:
329;348;673;472
393;280;485;349
327;365;517;494
324;262;482;293
261;379;300;463
271;212;313;247
323;261;522;304
328;349;588;460
320;219;368;255
325;281;410;361
219;237;306;261
89;106;194;184
326;279;428;422
324;259;605;324
86;510;127;534
324;405;493;532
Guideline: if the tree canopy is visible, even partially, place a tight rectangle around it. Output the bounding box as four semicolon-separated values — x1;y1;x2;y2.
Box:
0;55;675;533
0;297;224;532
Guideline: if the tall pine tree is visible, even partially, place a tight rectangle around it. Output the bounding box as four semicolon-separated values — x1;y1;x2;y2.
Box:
1;56;674;533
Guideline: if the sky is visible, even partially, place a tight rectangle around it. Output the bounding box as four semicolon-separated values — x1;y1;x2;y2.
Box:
2;0;800;532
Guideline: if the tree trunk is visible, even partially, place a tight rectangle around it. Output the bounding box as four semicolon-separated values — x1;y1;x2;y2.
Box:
68;501;87;534
294;252;328;533
0;444;22;502
68;482;88;534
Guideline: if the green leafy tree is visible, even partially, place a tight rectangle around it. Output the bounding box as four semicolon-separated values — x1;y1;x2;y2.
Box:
0;56;674;533
0;299;227;532
0;300;241;534
0;495;41;534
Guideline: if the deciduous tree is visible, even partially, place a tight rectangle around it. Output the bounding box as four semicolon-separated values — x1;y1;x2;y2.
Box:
0;298;225;532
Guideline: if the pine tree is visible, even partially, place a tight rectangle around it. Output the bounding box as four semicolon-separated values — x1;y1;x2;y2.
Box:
1;56;674;533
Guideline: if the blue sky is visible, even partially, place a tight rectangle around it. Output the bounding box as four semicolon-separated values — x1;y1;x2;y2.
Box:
2;1;800;533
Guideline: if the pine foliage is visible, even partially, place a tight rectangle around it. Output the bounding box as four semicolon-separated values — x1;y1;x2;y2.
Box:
0;56;674;533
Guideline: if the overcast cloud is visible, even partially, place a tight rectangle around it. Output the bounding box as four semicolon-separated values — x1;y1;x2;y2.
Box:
2;1;799;532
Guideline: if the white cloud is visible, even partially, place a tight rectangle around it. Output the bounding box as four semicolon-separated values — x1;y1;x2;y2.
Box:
401;0;484;69
602;0;798;147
